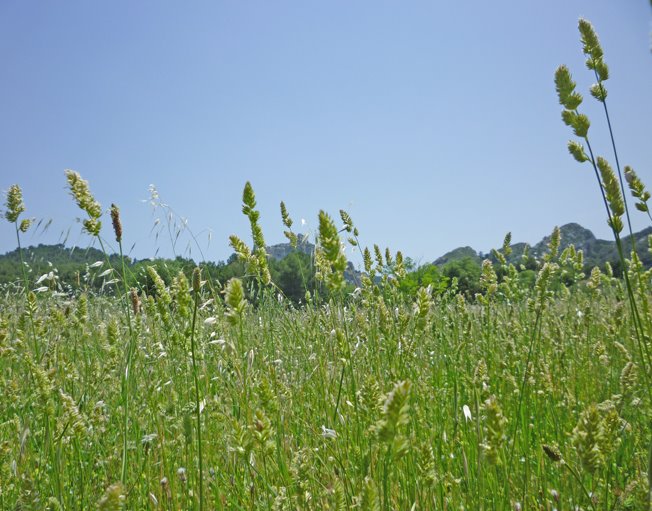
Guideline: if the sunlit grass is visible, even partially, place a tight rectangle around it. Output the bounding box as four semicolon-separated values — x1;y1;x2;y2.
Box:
1;16;651;511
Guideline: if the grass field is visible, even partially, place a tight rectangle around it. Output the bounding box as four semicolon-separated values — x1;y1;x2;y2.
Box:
0;248;650;510
1;17;651;511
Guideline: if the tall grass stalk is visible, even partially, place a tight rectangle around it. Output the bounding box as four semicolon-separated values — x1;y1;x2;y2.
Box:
109;204;138;484
556;20;652;396
190;267;204;510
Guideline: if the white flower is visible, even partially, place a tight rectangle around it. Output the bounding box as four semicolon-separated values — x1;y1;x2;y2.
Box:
321;425;337;439
203;317;217;325
462;404;472;422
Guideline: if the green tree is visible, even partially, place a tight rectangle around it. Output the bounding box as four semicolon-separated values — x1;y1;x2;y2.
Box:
399;264;448;297
441;257;482;296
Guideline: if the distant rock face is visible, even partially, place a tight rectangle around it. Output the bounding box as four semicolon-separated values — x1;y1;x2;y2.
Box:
266;234;314;261
532;223;596;255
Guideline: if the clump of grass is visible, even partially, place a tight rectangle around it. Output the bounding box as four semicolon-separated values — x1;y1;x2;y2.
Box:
315;210;347;294
230;182;271;287
555;20;652;398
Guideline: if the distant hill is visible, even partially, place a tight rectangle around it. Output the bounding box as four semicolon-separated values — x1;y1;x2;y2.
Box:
0;239;362;289
434;246;481;267
532;223;595;254
2;222;650;288
266;234;314;261
433;222;652;270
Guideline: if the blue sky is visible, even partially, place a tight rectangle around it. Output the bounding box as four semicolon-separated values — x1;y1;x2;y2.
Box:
1;1;651;265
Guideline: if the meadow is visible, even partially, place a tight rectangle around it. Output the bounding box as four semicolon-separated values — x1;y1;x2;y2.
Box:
1;19;651;511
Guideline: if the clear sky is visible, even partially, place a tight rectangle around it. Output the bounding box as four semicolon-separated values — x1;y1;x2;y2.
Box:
1;1;651;265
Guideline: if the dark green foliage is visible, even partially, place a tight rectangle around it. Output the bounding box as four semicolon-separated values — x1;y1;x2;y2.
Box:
399;264;448;296
440;257;483;296
269;251;315;303
0;243;320;305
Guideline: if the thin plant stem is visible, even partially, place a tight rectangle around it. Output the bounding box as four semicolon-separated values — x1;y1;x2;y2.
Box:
190;275;204;511
591;68;636;251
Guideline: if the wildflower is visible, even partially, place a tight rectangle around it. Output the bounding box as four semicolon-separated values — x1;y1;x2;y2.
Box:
462;404;472;422
321;425;337;439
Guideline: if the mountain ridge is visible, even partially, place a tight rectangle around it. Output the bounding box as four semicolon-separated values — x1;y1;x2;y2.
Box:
434;222;652;269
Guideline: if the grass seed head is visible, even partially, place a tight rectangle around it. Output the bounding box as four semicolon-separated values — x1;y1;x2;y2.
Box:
19;218;32;233
578;19;606;73
192;267;201;294
567;140;589;163
482;395;507;465
65;170;102;236
624;166;651;212
130;288;140;316
97;482;125;511
316;210;347;292
280;201;292;228
224;277;247;325
554;66;583;110
542;443;562;463
597;157;625;232
572;404;605;473
110;203;122;243
4;184;26;224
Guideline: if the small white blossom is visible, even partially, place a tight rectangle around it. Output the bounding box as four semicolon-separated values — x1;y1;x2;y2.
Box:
462;404;472;422
321;425;337;439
